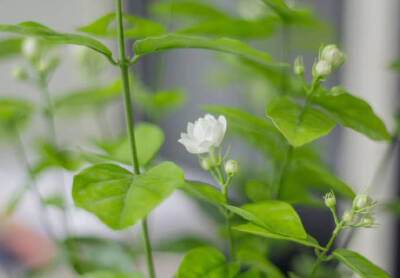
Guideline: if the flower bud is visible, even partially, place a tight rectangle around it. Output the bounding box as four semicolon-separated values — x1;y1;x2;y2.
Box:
342;210;354;224
37;59;50;74
224;160;239;176
200;158;212;171
12;66;27;81
22;38;40;59
353;194;372;211
324;191;336;208
293;56;304;76
321;44;345;69
360;216;374;228
315;60;332;78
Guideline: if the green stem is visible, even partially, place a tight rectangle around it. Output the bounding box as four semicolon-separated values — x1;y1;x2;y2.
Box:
308;222;343;278
275;144;293;199
115;1;155;277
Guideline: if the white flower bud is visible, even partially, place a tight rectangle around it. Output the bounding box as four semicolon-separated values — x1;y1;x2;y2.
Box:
342;210;354;224
315;60;332;78
360;216;374;228
324;191;336;208
22;38;40;59
12;66;27;80
178;114;227;154
225;160;239;176
353;194;372;211
293;56;304;76
321;44;345;69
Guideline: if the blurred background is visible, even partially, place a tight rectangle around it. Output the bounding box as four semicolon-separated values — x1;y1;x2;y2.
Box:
0;0;399;277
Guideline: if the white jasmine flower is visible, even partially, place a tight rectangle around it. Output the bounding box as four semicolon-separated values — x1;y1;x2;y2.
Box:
178;114;227;154
315;60;332;78
22;37;40;59
225;160;239;176
321;44;345;69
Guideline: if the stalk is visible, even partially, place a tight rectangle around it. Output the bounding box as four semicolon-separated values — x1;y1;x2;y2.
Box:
115;0;155;277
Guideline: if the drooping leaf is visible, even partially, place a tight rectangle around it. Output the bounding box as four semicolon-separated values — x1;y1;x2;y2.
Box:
312;89;391;141
72;162;184;230
64;237;136;275
133;34;278;66
0;22;114;63
0;98;33;138
279;159;355;204
332;249;390;278
80;271;144;278
0;38;22;60
94;123;164;167
54;79;122;113
234;223;322;250
181;181;224;207
226;201;306;239
177;247;240;278
78;13;164;39
266;96;335;147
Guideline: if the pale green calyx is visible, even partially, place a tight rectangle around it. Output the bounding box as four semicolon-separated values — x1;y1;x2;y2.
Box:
321;44;346;69
293;56;305;76
224;160;239;176
324;191;336;208
342;210;354;224
200;158;212;171
359;215;374;228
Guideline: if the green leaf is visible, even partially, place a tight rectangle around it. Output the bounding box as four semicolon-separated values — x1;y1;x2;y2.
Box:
178;18;276;39
245;180;271;202
156;235;212;253
332;249;390;278
279;160;355;204
94;123;165;167
150;1;228;20
0;21;114;63
234;223;322;250
0;38;22;60
266;96;335;147
80;271;144;278
72;162;184;230
312;89;391;141
389;60;400;72
288;273;301;278
181;181;225;206
177;247;240;278
226;201;306;238
0;98;33;138
78;13;164;39
236;250;285;278
235;269;262;278
31;141;82;176
203;106;286;162
54;79;122;113
64;237;136;275
133;34;277;66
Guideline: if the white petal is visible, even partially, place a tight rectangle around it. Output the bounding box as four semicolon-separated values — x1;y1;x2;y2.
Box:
218;115;227;134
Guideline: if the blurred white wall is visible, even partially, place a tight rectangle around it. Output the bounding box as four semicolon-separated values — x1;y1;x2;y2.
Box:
341;0;400;275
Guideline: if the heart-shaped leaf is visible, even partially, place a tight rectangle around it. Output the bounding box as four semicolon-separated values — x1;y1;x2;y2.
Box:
73;162;184;230
266;96;335;147
332;249;390;278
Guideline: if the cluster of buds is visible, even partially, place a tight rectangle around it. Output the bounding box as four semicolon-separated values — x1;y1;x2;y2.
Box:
313;44;346;79
342;193;377;228
323;191;377;229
